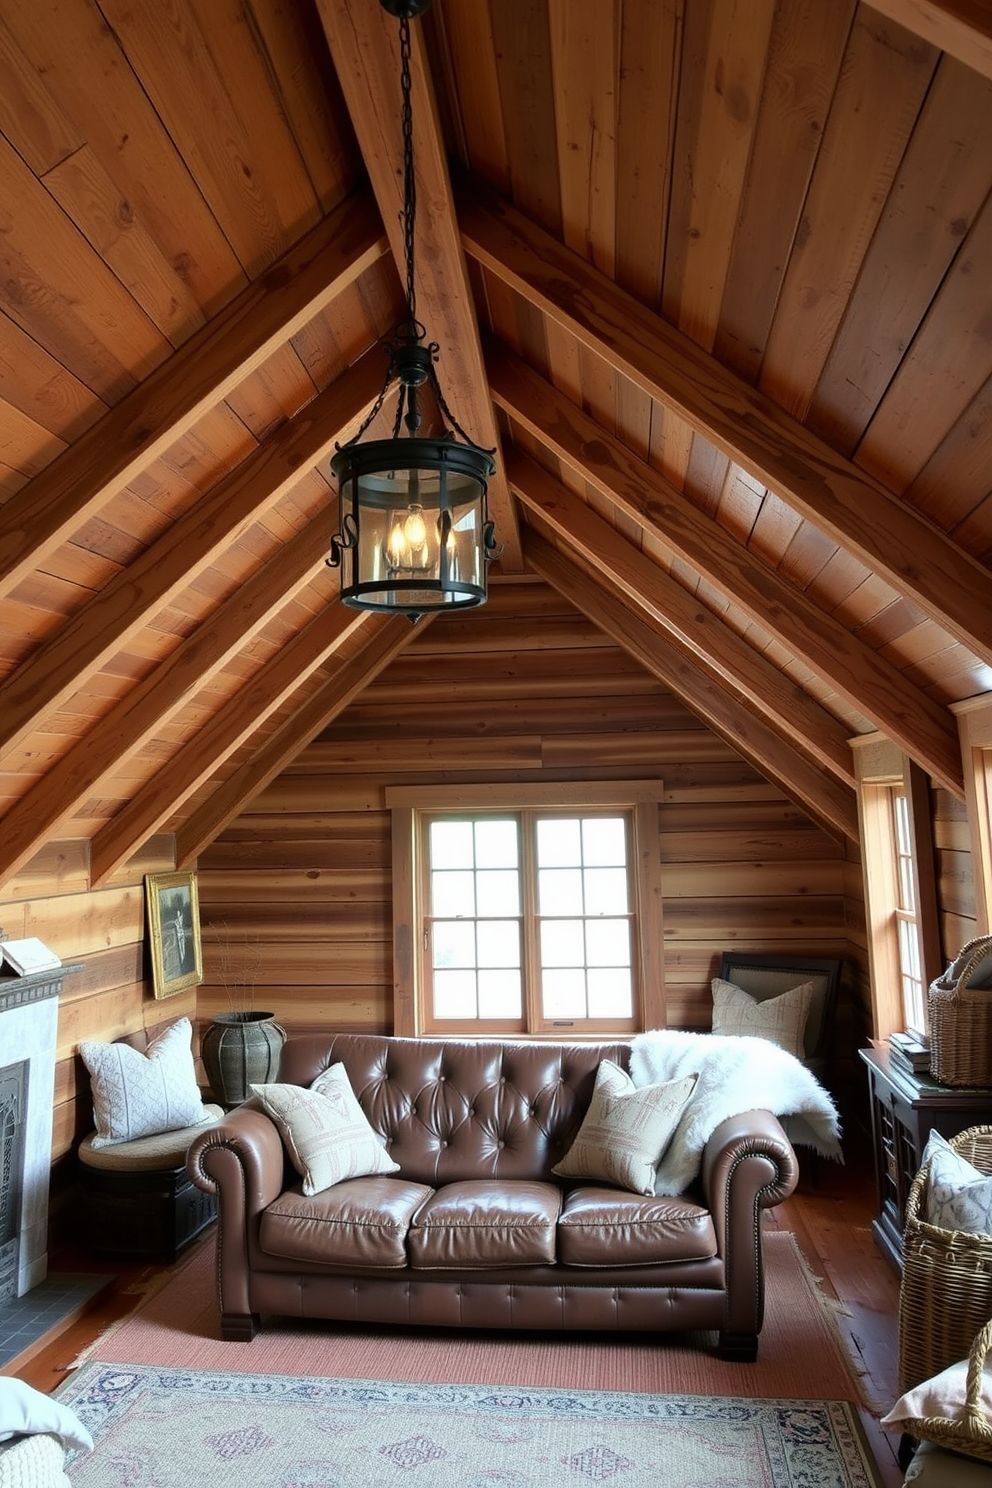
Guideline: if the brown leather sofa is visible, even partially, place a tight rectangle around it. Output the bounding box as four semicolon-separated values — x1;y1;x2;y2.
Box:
186;1032;800;1359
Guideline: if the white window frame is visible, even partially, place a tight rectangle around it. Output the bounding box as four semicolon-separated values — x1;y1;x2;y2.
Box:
386;781;667;1038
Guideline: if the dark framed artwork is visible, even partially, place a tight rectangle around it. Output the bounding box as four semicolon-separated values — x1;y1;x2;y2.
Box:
146;871;203;998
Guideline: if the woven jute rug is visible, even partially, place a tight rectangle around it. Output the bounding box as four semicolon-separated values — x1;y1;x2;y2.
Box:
57;1361;882;1487
75;1230;865;1406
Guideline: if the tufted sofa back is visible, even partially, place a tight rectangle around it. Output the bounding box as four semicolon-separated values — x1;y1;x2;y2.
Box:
277;1033;630;1186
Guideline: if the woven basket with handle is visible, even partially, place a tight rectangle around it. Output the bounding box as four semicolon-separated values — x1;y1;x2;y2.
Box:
899;1125;992;1395
904;1316;992;1463
928;936;992;1088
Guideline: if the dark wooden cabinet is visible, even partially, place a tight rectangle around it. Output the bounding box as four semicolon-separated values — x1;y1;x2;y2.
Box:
860;1044;992;1269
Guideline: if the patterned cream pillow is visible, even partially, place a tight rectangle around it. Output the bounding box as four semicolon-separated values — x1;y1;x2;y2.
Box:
552;1059;697;1196
252;1062;400;1196
80;1017;209;1148
711;977;814;1061
925;1144;992;1233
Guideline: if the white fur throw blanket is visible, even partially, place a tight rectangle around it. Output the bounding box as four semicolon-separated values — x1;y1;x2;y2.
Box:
630;1030;842;1195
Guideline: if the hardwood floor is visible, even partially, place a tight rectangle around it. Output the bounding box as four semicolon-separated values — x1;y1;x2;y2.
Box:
7;1144;903;1486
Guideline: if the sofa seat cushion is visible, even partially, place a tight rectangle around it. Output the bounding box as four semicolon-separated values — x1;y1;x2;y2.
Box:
259;1176;433;1269
556;1186;718;1267
408;1181;561;1269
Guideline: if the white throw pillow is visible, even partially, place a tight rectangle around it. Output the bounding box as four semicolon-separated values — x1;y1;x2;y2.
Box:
252;1062;400;1196
925;1143;992;1233
0;1377;93;1452
882;1351;992;1464
711;977;814;1060
552;1059;698;1196
80;1017;209;1148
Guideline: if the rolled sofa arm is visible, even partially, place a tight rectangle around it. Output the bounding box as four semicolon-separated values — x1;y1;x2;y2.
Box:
186;1103;286;1341
699;1109;800;1361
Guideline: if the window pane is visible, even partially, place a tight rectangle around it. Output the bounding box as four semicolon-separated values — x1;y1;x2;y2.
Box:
542;968;587;1018
588;968;633;1018
430;819;474;869
478;969;522;1019
538;867;583;915
540;918;585;967
536;817;581;867
476;868;520;916
582;817;626;866
432;869;476;917
474;818;518;868
433;969;476;1019
433;920;476;969
585;918;631;968
477;920;521;969
583;867;629;915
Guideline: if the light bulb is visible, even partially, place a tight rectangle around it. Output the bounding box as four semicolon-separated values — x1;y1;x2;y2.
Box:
404;504;427;549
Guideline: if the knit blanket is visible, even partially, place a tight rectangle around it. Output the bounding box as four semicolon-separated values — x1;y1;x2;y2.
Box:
629;1029;842;1195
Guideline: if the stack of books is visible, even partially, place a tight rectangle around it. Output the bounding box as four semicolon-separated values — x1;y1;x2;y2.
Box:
889;1030;932;1076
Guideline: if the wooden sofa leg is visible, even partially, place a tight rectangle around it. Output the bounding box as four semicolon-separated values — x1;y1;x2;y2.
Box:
222;1312;260;1342
718;1331;758;1361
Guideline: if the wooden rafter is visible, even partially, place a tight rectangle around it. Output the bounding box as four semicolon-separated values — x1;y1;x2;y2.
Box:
175;617;426;867
88;606;373;886
314;0;522;570
0;353;385;764
457;172;992;667
509;450;857;788
0;187;387;602
525;530;859;843
867;0;992;81
0;520;329;890
490;341;964;796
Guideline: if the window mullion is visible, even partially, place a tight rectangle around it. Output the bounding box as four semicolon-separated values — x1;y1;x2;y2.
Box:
521;809;542;1033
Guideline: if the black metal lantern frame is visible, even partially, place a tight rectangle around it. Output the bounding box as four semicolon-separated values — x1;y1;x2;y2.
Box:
328;0;497;620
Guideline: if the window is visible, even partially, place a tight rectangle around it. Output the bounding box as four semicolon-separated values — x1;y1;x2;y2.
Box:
426;812;634;1033
387;782;666;1038
891;789;925;1037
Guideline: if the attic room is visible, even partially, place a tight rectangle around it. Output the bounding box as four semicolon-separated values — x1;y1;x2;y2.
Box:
1;0;992;1484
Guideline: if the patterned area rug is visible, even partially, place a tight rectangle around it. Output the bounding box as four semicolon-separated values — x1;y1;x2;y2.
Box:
57;1361;882;1486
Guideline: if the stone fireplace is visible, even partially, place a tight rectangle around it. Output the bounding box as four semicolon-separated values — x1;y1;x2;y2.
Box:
0;968;66;1301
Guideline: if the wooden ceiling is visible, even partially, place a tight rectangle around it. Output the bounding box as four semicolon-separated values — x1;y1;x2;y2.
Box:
2;0;992;886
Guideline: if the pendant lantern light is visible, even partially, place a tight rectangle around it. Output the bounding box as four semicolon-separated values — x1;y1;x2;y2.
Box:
328;0;497;621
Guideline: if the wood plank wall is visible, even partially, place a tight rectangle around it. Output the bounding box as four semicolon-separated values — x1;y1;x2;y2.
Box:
197;580;863;1082
933;784;977;958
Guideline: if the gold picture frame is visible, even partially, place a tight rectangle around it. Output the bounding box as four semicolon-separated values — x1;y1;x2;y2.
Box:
146;871;203;998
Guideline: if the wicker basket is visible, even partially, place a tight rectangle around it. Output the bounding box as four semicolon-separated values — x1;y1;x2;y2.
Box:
928;936;992;1088
899;1125;992;1394
904;1316;992;1463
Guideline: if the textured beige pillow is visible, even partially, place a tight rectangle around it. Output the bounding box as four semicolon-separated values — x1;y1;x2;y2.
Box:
252;1062;399;1196
80;1017;209;1147
552;1059;697;1196
711;977;814;1060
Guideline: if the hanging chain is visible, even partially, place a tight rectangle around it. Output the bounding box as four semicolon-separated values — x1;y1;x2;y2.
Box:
399;14;417;334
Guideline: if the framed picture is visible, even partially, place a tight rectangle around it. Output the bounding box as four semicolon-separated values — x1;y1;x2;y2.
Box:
145;871;203;998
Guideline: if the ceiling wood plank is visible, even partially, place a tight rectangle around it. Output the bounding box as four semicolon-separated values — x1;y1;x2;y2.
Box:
174;618;425;869
489;340;964;795
0;353;385;764
314;0;521;570
0;520;328;891
508;450;856;787
866;0;992;81
525;529;858;843
457;172;992;667
88;607;378;887
0;186;387;602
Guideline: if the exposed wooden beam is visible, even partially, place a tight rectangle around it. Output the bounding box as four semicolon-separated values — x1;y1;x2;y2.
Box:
88;606;372;886
508;450;857;787
525;531;858;843
457;172;992;666
175;618;425;867
0;353;384;764
867;0;992;81
490;341;965;796
0;188;387;602
0;521;328;890
314;0;522;571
